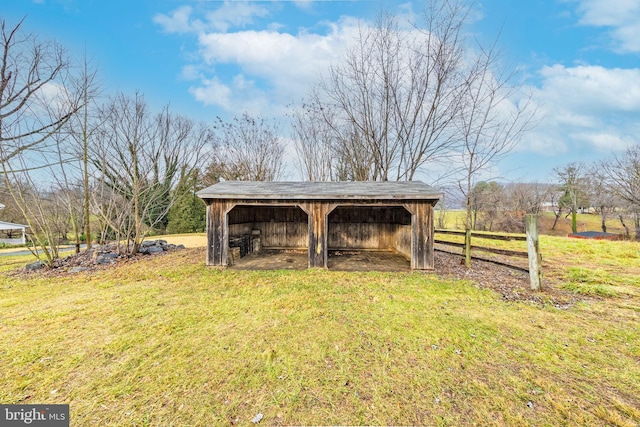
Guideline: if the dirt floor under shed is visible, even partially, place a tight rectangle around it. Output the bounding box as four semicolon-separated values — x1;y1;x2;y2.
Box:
229;249;411;272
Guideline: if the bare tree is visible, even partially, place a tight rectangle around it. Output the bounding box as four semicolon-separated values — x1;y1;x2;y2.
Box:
2;173;69;265
0;18;78;170
600;146;640;207
585;163;619;233
548;187;565;231
290;98;336;182
65;53;102;250
491;182;552;233
91;92;211;254
600;146;640;239
507;182;550;215
0;18;82;265
207;113;285;182
455;36;536;266
553;162;588;234
468;181;505;231
306;2;468;181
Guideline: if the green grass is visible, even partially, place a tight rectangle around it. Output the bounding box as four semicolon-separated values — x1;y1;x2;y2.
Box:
1;240;640;426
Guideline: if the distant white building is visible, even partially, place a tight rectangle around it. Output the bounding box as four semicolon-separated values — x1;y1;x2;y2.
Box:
0;203;28;245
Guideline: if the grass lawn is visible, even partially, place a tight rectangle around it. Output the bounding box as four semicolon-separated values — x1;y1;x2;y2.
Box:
1;235;639;426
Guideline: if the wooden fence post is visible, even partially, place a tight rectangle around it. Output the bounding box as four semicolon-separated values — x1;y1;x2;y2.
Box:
464;228;472;268
525;214;543;291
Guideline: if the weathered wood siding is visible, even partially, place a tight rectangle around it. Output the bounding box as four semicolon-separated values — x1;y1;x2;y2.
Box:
206;199;234;266
203;197;436;270
328;206;411;224
328;223;396;249
299;201;335;268
227;205;308;249
228;206;307;223
404;201;435;270
395;224;412;259
257;222;307;248
328;206;411;252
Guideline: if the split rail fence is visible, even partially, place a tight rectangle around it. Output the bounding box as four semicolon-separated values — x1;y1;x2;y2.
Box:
434;214;543;290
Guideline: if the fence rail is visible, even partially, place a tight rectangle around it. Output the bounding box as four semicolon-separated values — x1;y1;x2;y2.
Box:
433;238;529;259
435;229;526;241
434;213;543;290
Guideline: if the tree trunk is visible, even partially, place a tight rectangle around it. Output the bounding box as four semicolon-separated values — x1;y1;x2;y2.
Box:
619;214;630;237
551;208;561;230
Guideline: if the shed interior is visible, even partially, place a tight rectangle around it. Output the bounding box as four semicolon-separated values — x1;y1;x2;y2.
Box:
228;205;308;250
226;204;413;265
327;206;412;259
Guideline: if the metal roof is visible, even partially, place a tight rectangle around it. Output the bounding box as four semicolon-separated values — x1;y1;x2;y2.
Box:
197;181;442;201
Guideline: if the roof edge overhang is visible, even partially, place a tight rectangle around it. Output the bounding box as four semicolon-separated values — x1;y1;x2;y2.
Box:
196;181;443;202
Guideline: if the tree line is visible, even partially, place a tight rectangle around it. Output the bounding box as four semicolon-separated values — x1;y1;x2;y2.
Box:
458;153;640;239
2;1;638;266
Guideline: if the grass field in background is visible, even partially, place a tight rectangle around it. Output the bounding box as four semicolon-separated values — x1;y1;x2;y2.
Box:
437;209;630;237
1;231;639;426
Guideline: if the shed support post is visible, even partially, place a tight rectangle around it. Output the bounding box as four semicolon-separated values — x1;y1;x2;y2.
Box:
405;201;435;270
206;200;232;266
303;201;332;268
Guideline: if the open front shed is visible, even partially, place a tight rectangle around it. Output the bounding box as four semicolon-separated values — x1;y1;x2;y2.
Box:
196;181;442;270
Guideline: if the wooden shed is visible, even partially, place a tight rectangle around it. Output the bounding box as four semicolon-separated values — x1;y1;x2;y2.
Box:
196;181;442;270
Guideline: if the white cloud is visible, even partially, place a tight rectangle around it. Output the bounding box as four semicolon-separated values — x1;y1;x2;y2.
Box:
186;16;361;115
573;0;640;53
203;2;270;32
188;72;272;116
569;132;636;151
292;0;314;11
189;76;233;109
518;64;640;156
153;6;195;34
155;3;366;115
154;2;270;34
539;65;640;113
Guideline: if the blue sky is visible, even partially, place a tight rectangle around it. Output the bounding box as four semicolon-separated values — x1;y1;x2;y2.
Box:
4;0;640;183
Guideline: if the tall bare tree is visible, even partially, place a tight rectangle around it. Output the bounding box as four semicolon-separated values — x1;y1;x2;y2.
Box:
92;92;211;254
290;98;336;182
65;53;101;250
1;18;82;265
585;163;619;233
0;18;78;170
206;113;285;182
456;39;536;265
303;2;469;181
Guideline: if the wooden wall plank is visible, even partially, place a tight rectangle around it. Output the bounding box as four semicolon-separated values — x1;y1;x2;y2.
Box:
205;199;234;266
405;201;435;270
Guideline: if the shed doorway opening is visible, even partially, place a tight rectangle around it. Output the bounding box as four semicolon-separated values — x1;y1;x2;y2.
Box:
327;205;412;271
227;205;308;269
